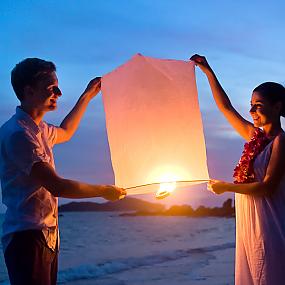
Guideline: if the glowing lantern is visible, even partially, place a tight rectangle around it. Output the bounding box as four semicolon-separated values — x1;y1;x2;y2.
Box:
101;54;209;198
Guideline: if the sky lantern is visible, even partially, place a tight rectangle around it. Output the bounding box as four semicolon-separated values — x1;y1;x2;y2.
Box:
101;54;209;199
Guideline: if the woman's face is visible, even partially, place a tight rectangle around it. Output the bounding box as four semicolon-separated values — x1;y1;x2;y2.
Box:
250;91;280;127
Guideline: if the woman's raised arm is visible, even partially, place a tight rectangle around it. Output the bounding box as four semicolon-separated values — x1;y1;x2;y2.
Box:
190;54;255;141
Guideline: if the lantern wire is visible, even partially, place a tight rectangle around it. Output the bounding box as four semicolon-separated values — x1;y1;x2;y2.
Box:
125;179;210;190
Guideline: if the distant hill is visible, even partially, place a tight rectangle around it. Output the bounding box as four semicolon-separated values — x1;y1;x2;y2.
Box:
59;197;235;218
120;198;235;218
58;197;165;212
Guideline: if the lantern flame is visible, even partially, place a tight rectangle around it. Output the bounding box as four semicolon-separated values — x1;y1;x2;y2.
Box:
150;168;181;199
156;181;176;199
159;181;176;193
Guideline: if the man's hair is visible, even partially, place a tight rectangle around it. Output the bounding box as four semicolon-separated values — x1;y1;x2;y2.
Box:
253;82;285;117
11;58;56;101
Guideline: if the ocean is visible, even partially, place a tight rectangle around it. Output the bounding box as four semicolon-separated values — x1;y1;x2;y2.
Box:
0;212;235;284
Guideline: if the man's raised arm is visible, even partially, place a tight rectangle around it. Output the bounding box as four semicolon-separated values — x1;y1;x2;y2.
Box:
56;77;101;144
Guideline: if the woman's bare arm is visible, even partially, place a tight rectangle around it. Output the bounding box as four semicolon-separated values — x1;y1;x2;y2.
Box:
190;54;255;141
208;133;285;196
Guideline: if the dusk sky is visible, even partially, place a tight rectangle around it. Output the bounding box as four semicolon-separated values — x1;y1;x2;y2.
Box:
1;0;285;212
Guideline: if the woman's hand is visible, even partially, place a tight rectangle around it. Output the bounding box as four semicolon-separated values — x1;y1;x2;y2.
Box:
190;54;213;75
207;179;229;195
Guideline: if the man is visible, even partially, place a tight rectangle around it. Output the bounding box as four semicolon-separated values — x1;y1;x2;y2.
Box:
0;58;126;285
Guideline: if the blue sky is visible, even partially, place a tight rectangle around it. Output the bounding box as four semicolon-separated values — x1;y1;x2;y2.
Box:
1;0;285;212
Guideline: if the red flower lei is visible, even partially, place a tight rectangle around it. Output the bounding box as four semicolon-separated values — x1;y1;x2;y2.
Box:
233;128;271;184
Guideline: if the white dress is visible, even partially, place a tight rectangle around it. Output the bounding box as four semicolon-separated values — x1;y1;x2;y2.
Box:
235;139;285;285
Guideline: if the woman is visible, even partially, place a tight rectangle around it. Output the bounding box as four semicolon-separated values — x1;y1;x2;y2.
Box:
190;54;285;285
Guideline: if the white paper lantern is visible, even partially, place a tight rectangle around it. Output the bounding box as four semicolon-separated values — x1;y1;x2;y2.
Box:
102;54;209;198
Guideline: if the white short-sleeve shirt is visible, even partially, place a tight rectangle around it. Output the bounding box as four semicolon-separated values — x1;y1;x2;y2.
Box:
0;107;59;252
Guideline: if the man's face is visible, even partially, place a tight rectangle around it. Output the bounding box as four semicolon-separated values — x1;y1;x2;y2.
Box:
28;71;62;112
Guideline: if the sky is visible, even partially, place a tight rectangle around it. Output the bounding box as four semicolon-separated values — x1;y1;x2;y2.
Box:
1;0;285;212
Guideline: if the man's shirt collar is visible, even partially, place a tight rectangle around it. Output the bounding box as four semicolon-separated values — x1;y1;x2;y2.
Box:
15;106;43;134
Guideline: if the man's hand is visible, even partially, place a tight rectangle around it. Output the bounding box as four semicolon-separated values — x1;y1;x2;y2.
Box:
82;77;101;99
207;179;228;195
101;185;127;201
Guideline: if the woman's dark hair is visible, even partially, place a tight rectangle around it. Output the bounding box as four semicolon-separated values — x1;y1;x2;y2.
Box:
11;58;56;101
253;82;285;117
